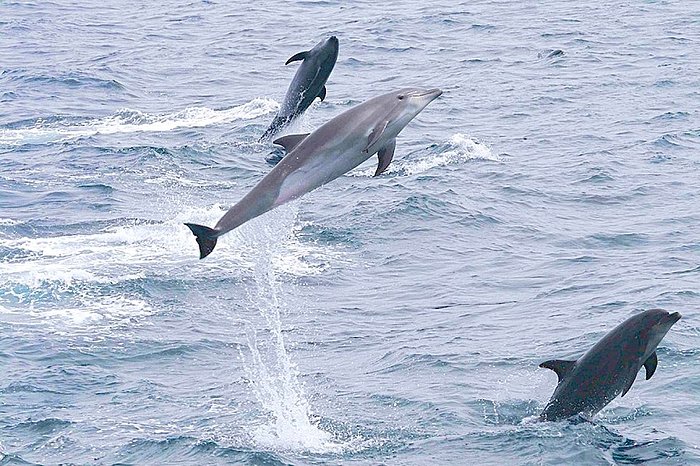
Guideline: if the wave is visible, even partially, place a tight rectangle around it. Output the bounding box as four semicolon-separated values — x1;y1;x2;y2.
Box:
0;98;279;146
401;133;501;174
351;133;500;177
0;204;347;329
2;69;126;90
0;218;22;226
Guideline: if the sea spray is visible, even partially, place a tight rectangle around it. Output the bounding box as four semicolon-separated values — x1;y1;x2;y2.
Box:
238;207;340;452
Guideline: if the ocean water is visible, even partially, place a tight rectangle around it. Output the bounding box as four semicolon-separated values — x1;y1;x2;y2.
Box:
1;0;699;464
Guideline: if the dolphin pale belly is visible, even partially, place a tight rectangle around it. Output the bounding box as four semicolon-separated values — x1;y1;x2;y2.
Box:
186;87;442;259
260;36;339;141
539;309;681;421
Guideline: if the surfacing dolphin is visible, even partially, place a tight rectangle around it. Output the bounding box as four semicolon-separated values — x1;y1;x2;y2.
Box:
186;87;442;259
259;36;339;142
539;308;681;421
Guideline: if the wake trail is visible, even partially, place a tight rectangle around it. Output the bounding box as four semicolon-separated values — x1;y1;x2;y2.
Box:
0;98;279;146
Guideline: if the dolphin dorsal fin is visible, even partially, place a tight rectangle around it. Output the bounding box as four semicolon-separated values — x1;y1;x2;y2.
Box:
374;139;396;176
272;133;310;152
539;359;576;382
644;351;658;380
364;120;389;154
285;51;309;65
317;86;327;102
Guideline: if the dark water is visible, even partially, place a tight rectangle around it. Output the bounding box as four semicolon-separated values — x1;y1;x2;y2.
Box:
1;1;699;464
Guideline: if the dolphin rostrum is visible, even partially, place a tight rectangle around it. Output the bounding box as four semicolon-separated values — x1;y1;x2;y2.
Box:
539;309;681;421
186;87;442;259
259;36;339;141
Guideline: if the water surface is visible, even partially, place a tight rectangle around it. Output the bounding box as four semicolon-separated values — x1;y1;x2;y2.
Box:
1;1;699;464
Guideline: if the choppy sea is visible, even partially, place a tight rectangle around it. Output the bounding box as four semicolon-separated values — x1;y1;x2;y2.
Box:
1;1;699;464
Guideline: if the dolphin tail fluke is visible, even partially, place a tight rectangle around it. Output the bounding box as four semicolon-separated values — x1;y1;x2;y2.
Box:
184;223;218;259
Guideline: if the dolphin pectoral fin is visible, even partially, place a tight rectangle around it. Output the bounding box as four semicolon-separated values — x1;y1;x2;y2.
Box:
285;51;309;65
317;86;327;102
622;351;660;398
374;139;396;176
539;359;576;382
184;223;218;259
364;120;389;153
272;133;310;153
644;351;658;380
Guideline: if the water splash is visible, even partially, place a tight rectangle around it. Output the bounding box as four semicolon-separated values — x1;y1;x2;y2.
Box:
0;98;279;146
0;201;345;335
238;208;342;453
396;133;500;176
350;133;499;177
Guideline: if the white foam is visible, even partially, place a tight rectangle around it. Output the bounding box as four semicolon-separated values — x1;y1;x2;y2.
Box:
0;203;346;334
41;296;153;330
0;98;279;146
142;171;236;189
0;207;341;288
0;218;22;226
38;307;105;325
399;133;500;176
351;133;500;177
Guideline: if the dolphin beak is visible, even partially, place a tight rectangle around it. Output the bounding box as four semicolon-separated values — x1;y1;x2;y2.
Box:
415;88;442;103
667;311;682;324
325;36;339;56
425;88;443;99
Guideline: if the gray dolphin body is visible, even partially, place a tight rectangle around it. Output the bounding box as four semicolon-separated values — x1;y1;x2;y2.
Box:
539;309;681;421
259;36;339;141
186;87;442;259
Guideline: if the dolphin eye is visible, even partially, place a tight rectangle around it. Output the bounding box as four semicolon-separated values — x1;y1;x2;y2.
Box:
398;94;405;100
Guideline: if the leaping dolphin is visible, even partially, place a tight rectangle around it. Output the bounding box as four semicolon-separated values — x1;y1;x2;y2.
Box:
539;308;681;421
260;36;339;141
186;87;442;259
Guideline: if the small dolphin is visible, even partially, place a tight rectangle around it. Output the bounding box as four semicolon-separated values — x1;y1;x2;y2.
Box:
539;309;681;421
186;87;442;259
260;36;339;141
